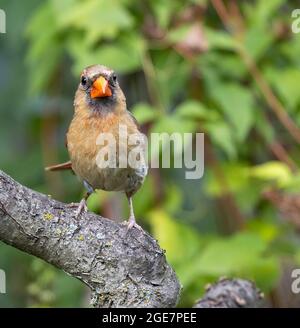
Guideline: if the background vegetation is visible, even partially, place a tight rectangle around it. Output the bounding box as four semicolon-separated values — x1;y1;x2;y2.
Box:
1;0;300;307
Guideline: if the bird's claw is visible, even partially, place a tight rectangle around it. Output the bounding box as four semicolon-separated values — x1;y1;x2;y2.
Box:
74;199;88;218
125;216;144;234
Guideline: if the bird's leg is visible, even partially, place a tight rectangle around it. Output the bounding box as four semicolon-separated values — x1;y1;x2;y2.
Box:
73;180;94;218
74;194;89;218
126;195;143;232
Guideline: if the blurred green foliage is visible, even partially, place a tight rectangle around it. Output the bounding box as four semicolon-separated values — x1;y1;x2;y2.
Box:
1;0;300;307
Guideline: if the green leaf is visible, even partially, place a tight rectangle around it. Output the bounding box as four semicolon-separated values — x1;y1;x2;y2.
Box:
68;33;144;74
131;102;159;125
254;109;275;143
244;25;273;60
200;53;246;80
265;67;300;111
249;161;292;186
175;100;217;121
151;115;197;135
53;0;133;44
205;28;239;51
278;173;300;193
150;0;174;29
205;121;236;158
209;83;255;142
26;2;63;93
244;0;285;28
280;33;300;65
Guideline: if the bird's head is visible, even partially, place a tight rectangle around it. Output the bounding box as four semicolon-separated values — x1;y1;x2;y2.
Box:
76;64;125;114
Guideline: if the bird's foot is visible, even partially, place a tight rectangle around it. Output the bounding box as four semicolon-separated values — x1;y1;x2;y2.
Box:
73;199;88;218
125;216;144;233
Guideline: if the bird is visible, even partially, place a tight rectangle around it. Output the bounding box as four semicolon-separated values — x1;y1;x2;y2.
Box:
46;64;148;230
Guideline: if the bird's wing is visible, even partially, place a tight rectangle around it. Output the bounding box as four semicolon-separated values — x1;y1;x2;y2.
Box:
127;110;140;129
45;161;72;172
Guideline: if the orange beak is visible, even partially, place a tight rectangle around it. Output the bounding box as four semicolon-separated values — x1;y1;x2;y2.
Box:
90;76;112;98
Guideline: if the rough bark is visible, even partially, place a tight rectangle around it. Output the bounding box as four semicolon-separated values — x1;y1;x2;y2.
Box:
0;170;265;308
0;170;181;308
194;278;264;308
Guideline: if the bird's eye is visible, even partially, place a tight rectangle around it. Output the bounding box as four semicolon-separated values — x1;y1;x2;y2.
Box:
112;74;117;83
81;76;88;86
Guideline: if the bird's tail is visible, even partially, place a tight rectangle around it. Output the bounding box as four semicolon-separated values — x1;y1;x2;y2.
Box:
45;161;72;172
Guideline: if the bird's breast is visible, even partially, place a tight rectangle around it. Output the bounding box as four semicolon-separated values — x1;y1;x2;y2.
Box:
66;110;147;193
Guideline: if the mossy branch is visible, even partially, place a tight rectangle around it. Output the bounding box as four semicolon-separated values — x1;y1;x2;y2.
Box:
0;170;180;308
0;170;264;308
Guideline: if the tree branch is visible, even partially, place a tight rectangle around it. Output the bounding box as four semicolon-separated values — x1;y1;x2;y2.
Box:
0;170;181;308
194;278;264;308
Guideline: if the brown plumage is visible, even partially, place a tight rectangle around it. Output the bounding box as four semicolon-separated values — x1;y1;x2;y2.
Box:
46;64;148;230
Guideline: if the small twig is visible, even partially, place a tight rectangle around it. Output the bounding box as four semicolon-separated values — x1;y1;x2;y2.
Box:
269;141;298;173
211;0;231;28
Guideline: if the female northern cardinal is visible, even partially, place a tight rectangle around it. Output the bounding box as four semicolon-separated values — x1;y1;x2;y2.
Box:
46;65;148;230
